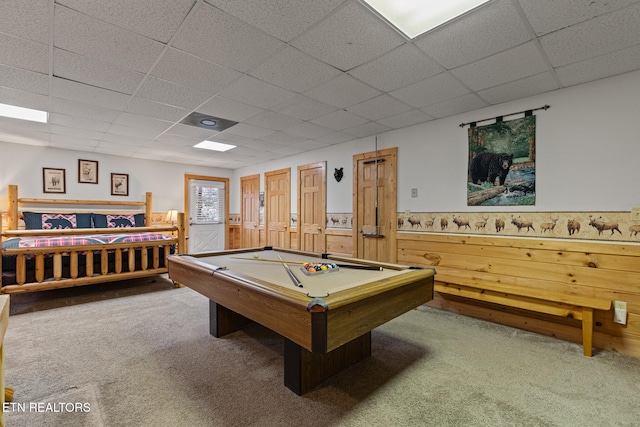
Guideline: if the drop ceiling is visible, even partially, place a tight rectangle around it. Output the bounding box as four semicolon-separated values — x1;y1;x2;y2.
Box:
1;0;639;169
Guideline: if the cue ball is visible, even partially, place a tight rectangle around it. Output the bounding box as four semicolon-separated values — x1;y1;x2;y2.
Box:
253;254;259;259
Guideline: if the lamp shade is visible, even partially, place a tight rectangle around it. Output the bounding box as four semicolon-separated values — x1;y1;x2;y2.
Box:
165;209;178;223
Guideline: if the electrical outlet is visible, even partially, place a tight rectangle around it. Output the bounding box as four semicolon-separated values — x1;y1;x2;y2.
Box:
411;188;418;198
405;210;410;216
632;207;640;221
614;301;627;325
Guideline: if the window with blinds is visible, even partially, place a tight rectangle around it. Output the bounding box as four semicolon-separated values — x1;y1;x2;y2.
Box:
189;180;225;224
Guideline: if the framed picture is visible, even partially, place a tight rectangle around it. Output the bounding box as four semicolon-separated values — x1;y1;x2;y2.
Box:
43;168;66;194
111;173;129;196
78;159;98;184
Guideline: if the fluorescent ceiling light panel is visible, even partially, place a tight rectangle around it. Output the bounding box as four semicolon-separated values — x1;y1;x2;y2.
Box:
363;0;491;38
194;140;236;152
0;102;48;123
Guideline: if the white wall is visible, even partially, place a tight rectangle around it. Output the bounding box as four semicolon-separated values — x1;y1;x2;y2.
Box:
0;142;233;212
232;69;640;214
2;69;639;215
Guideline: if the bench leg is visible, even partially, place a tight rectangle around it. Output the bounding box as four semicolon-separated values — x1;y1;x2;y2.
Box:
582;308;594;357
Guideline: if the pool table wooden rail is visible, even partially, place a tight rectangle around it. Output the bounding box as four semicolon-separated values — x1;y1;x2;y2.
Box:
168;250;435;353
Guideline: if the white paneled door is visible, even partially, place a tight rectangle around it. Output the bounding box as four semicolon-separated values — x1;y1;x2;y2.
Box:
188;178;226;254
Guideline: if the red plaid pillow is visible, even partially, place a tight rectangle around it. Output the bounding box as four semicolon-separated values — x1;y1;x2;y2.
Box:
41;214;77;229
106;215;135;228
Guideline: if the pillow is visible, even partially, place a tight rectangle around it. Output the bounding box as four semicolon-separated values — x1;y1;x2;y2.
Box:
106;215;135;228
92;213;145;228
22;212;43;230
22;212;92;229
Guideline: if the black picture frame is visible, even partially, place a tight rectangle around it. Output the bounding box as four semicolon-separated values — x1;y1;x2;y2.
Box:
43;168;66;194
111;173;129;196
78;159;98;184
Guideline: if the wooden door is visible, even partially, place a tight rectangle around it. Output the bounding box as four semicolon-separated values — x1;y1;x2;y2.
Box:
265;168;291;248
353;147;397;262
240;174;260;248
297;162;326;252
184;174;229;254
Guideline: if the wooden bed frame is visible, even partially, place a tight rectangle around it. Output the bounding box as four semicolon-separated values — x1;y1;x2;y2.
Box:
1;184;186;294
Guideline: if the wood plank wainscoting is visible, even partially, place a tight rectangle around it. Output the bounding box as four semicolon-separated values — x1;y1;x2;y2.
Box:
397;233;640;357
227;225;639;357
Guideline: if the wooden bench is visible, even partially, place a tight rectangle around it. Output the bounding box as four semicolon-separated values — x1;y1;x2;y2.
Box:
396;233;638;357
434;266;611;356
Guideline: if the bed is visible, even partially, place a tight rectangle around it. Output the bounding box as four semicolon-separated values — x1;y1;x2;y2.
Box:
1;184;185;294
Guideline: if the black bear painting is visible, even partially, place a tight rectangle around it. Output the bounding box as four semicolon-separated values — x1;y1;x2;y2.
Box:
467;115;536;206
469;152;513;186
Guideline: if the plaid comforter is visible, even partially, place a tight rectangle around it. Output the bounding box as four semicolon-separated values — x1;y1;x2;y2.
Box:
13;232;174;248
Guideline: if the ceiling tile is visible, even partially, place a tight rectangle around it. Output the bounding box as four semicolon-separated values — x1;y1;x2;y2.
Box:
0;33;48;74
284;122;332;139
50;97;122;123
303;74;381;108
0;64;48;95
390;73;470;108
0;0;49;43
311;110;369;131
49;113;112;133
165;123;218;140
125;97;190;123
0;87;49;111
477;72;560;104
107;123;166;139
100;132;155;147
54;4;165;73
151;48;242;94
274;95;337;121
519;0;638;36
539;3;640;68
415;0;531;69
49;133;100;148
205;0;345;42
376;110;434;129
244;111;303;131
51;77;130;110
450;42;549;91
218;76;298;110
95;141;141;156
343;121;391;139
555;44;640;87
53;49;145;94
136;76;214;110
292;1;405;71
262;131;309;146
224;123;275;139
172;3;285;73
50;124;104;140
249;47;342;93
314;130;357;144
56;0;195;43
198;96;264;122
348;44;444;92
114;112;173;133
421;94;489;119
346;94;413;121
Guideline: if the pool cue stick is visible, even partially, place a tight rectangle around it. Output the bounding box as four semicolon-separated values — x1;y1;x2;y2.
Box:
277;255;303;288
231;256;383;271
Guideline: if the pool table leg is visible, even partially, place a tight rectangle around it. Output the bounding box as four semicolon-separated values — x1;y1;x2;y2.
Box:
283;332;372;395
209;300;254;337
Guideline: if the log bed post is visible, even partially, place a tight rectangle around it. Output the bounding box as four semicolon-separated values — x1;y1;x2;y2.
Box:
145;192;152;226
7;185;17;230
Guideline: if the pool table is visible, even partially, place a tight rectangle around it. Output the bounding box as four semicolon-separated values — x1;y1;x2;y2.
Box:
167;247;435;395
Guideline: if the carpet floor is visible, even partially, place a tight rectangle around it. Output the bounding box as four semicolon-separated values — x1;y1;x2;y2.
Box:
4;275;640;426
